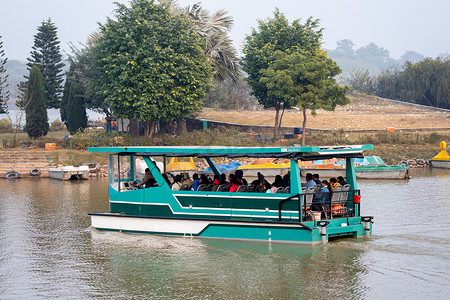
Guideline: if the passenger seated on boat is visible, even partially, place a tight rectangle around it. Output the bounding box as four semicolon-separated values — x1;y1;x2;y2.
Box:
272;175;284;188
305;173;316;188
250;172;264;187
282;173;290;187
313;174;321;185
171;174;183;191
311;180;331;210
212;174;220;191
337;176;347;186
192;174;200;191
181;173;193;188
133;168;156;188
219;173;228;185
227;174;241;192
200;174;211;185
259;178;272;193
329;177;341;191
234;169;248;185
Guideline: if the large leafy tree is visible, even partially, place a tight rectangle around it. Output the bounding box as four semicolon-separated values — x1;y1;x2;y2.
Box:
260;50;349;145
0;35;9;113
241;9;323;138
26;18;65;109
93;0;212;137
25;65;49;138
66;34;107;113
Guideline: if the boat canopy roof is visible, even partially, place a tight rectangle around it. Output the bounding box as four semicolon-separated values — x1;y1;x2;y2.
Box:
88;145;373;161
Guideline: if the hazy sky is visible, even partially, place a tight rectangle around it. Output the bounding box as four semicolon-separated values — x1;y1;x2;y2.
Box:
1;0;449;61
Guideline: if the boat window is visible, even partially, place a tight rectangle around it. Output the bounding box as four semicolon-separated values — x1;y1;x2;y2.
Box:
119;155;133;181
109;155;119;189
109;155;136;191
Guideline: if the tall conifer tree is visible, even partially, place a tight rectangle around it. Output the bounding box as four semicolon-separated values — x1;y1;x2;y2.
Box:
25;66;49;138
27;18;65;109
62;71;87;134
0;35;9;113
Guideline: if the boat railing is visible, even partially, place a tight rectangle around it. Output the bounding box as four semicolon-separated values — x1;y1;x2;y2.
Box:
278;189;361;224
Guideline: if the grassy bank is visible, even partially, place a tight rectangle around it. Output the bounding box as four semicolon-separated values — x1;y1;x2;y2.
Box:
1;127;448;165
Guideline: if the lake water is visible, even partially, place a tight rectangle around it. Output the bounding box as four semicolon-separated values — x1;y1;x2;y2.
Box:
0;168;449;299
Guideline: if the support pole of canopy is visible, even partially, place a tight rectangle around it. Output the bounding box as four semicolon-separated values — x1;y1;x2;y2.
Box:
143;156;169;188
290;159;302;221
346;157;358;216
290;159;301;195
205;157;221;176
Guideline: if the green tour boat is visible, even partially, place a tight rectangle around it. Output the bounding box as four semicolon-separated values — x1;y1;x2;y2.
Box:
88;145;374;245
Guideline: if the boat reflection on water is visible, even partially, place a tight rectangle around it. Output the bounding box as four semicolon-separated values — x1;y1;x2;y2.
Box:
90;229;368;299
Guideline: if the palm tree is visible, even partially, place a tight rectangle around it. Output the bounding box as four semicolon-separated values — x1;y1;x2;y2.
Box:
160;0;241;83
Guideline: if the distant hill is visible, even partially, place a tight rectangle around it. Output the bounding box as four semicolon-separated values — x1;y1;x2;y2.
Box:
4;59;69;99
327;51;383;77
4;59;27;97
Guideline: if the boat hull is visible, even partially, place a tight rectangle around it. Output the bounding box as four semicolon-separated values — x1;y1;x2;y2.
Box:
430;160;450;169
90;213;369;245
49;166;89;180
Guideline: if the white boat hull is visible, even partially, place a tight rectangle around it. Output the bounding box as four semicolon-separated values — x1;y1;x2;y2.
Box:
431;160;450;169
49;166;89;180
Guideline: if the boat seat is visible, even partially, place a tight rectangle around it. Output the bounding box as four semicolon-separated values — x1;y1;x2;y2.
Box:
305;187;316;209
197;184;207;191
246;185;256;193
340;184;350;201
275;187;285;193
206;184;214;191
217;184;227;192
329;186;342;219
179;184;190;191
283;186;290;193
236;185;247;193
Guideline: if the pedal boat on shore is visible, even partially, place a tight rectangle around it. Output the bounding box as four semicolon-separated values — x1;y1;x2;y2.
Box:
431;141;450;169
87;145;374;245
301;156;410;179
48;165;89;180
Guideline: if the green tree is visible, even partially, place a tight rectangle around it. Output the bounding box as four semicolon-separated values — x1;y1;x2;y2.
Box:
25;65;49;138
63;75;87;134
67;35;107;113
355;42;395;69
241;9;323;138
400;51;424;64
346;68;376;95
93;0;212;137
0;35;9;113
336;39;355;56
27;18;65;109
260;50;349;145
376;58;449;109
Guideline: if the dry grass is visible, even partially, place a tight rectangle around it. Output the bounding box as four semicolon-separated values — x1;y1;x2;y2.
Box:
198;95;449;130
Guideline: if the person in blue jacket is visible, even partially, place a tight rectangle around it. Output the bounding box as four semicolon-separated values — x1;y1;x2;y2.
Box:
312;180;331;210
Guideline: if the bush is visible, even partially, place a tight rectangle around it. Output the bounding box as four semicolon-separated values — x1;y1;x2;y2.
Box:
50;118;66;132
0;118;13;133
